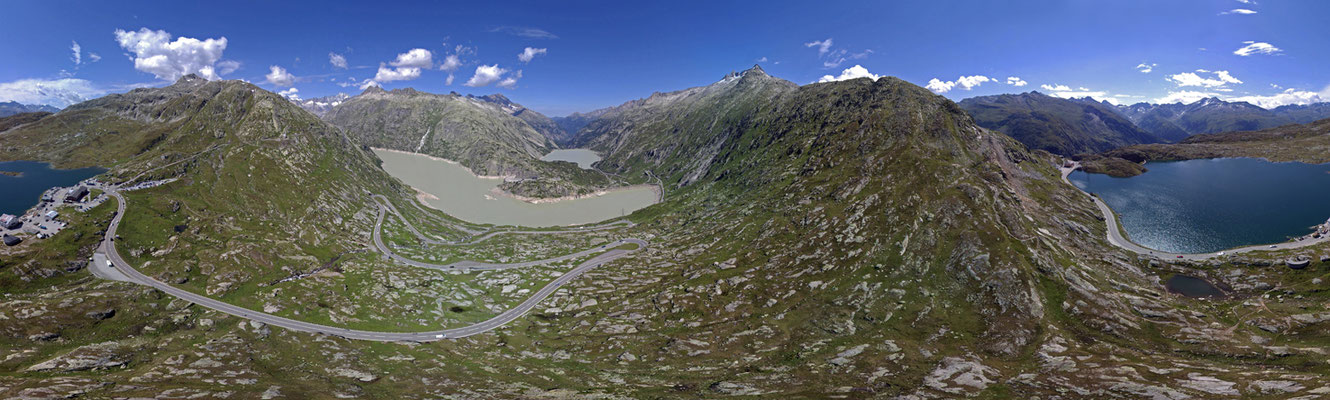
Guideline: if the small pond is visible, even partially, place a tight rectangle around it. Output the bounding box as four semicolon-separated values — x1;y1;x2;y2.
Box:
1165;275;1225;298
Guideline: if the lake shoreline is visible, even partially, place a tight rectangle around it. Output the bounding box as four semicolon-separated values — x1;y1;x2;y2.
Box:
491;183;661;204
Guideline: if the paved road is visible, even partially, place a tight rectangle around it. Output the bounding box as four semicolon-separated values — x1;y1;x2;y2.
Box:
1060;161;1329;261
96;190;647;341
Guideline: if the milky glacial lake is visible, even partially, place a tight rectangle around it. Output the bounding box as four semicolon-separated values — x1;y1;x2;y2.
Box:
540;149;602;169
374;149;657;227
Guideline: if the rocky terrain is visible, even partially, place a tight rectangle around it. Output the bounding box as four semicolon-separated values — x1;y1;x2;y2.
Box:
1;70;1330;398
958;92;1163;155
1081;115;1330;176
0;111;51;133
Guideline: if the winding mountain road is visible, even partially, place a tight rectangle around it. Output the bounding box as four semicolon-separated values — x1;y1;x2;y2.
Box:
95;188;646;341
1059;161;1328;261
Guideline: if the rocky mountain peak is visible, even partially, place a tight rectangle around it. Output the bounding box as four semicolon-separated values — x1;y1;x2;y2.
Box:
360;85;387;95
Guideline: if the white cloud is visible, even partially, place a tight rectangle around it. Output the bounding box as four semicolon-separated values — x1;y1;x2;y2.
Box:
88;53;101;63
817;65;880;83
373;63;421;82
1048;90;1119;105
1234;41;1282;56
464;64;508;87
445;74;455;85
1220;8;1257;15
498;70;523;89
390;48;432;69
114;28;228;81
265;65;296;87
1006;76;1027;87
489;26;557;39
756;56;768;63
368;48;432;83
216;60;241;75
1135;63;1156;73
1154;90;1222;104
358;79;380;90
926;75;991;93
518;47;547;63
278;87;300;101
1228;87;1330;108
804;38;832;56
1041;83;1072;91
329;52;347;69
1167;70;1242;88
70;41;82;65
440;54;461;72
0;78;106;108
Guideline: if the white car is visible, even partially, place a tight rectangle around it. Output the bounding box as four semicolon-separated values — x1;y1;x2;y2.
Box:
435;334;444;339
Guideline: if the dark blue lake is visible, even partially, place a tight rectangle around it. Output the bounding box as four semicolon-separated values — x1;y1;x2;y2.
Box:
0;161;104;215
1070;158;1330;253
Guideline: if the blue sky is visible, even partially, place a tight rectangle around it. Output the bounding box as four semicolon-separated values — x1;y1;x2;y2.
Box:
3;0;1328;115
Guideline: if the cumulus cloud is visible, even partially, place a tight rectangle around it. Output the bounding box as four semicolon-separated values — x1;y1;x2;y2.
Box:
490;26;557;39
1228;87;1330;108
278;87;300;101
1041;83;1072;91
1006;76;1027;87
817;65;880;83
464;64;508;87
439;54;461;72
518;47;547;63
70;41;82;65
368;48;432;83
1154;90;1223;104
1167;70;1242;88
805;38;833;56
373;63;421;82
0;78;106;108
390;48;433;68
445;74;455;86
1220;8;1257;14
266;65;296;87
1234;41;1282;56
1135;63;1156;73
114;28;228;81
1048;90;1119;105
358;79;380;90
329;52;347;69
498;70;523;89
925;75;991;93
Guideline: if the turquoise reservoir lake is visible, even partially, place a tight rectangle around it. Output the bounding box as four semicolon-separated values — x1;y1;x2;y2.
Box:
0;161;104;215
1070;158;1330;253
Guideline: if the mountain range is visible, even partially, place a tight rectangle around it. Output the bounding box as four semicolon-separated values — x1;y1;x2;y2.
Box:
958;92;1330;155
3;67;1330;397
958;91;1162;155
0;101;59;117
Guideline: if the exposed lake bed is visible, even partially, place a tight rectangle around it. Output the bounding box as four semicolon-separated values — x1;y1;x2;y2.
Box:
1070;158;1330;253
374;148;658;227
